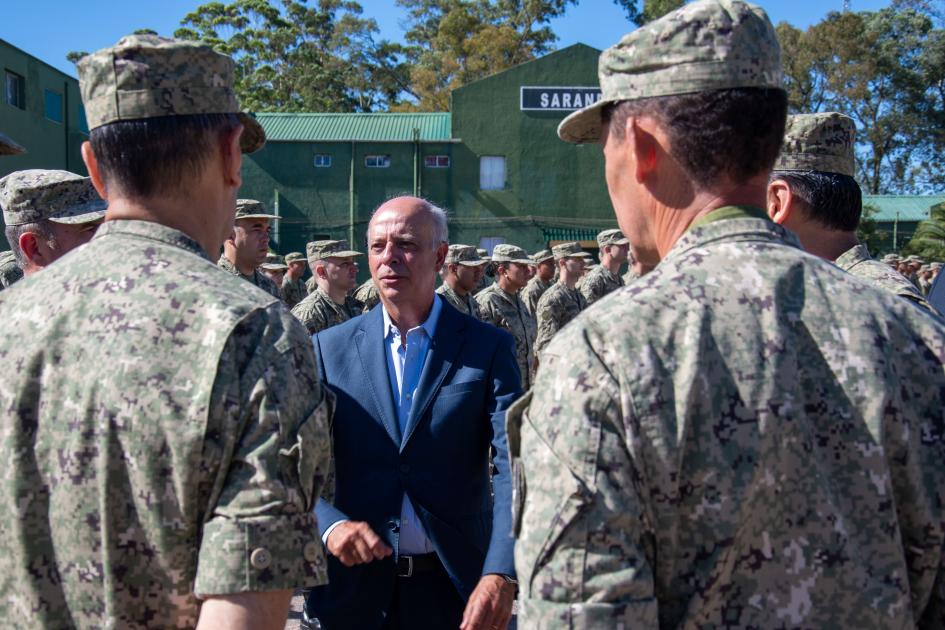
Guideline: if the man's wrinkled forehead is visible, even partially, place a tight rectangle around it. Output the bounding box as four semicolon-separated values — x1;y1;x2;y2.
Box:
368;207;432;241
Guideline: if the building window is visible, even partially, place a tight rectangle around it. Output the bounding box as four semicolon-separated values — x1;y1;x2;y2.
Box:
365;154;390;168
424;155;450;168
44;89;63;123
314;154;331;168
479;156;506;190
5;71;25;110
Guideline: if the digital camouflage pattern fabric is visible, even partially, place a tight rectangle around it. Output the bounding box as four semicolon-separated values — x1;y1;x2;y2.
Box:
353;277;380;311
835;243;937;315
557;0;783;143
282;274;308;308
0;250;22;290
579;264;624;306
509;213;945;628
76;34;265;153
534;281;586;354
436;283;482;319
218;253;283;300
622;267;642;285
291;286;363;334
774;112;856;176
520;276;553;318
0;219;333;628
0;169;106;226
476;284;536;389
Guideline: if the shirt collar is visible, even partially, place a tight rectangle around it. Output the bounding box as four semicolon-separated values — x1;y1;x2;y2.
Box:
382;293;443;340
94;219;210;261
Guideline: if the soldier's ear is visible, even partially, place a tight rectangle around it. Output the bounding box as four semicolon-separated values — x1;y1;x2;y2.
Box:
220;124;243;189
766;179;793;226
81;141;108;201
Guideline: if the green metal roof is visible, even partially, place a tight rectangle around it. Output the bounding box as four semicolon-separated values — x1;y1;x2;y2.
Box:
542;227;603;242
864;195;945;222
254;112;453;142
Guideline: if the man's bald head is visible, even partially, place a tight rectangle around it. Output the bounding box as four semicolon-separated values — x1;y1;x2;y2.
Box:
368;196;448;248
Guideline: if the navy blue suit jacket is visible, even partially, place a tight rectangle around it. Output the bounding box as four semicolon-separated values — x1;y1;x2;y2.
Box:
308;299;520;628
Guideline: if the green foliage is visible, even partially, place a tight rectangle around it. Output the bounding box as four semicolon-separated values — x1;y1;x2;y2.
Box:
174;0;410;112
904;203;945;260
393;0;578;111
612;0;684;27
857;203;885;254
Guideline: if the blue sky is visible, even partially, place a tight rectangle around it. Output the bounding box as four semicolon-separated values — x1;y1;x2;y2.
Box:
3;0;893;78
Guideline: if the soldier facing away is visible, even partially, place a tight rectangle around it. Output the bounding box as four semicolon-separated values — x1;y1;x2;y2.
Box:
520;249;555;318
0;170;105;284
281;251;309;308
580;228;629;306
0;34;333;629
436;243;488;318
476;244;537;389
766;112;935;314
291;239;364;334
508;1;945;627
217;199;283;300
534;242;587;355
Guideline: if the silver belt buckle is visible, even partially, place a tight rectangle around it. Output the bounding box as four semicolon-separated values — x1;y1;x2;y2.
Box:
400;555;414;577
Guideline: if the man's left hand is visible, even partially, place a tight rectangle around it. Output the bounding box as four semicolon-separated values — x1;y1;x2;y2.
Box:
459;574;516;630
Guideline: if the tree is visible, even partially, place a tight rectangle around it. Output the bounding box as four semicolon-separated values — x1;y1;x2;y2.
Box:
612;0;684;26
904;203;945;260
394;0;577;111
857;203;885;255
174;0;410;112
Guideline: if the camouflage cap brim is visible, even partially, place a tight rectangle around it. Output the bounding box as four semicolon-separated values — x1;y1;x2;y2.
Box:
325;251;363;258
47;207;106;225
237;113;266;154
0;132;26;156
458;259;490;267
558;98;611;144
260;263;288;270
235;213;281;221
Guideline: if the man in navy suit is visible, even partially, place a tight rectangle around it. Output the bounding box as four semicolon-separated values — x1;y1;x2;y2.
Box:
303;196;520;629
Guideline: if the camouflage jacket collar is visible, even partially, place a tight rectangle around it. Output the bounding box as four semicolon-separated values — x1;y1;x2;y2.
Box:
834;243;871;272
665;214;802;266
93;219;210;261
217;253;258;282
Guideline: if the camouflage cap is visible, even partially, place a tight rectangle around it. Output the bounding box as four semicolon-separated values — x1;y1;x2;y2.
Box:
76;34;265;153
931;262;943;270
552;242;590;260
774;112;856;177
530;249;553;263
0;170;107;226
597;228;630;247
905;255;923;263
882;254;901;263
558;0;782;144
307;239;362;261
260;253;288;270
0;132;25;156
491;244;532;264
445;244;488;266
284;252;305;264
235;199;279;221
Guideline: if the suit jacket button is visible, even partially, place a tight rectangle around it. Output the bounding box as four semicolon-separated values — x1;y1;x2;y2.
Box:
388;520;400;532
400;464;410;473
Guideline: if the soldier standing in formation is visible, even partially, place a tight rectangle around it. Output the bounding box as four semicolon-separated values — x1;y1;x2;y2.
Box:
0;170;105;283
0;33;332;628
580;228;630;305
766;112;935;313
281;250;309;308
476;244;537;389
259;252;289;292
534;242;587;355
436;243;488;318
520;249;554;317
352;276;381;311
509;0;945;626
218;198;283;299
291;239;364;334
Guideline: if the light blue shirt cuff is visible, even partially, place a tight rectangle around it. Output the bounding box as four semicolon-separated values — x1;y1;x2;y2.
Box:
322;519;347;545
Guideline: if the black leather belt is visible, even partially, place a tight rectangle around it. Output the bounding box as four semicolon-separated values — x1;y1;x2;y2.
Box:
396;553;440;577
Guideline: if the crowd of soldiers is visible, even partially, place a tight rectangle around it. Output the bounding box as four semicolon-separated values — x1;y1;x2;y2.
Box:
3;0;945;627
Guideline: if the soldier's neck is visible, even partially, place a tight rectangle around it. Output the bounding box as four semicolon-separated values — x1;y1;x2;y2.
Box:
799;229;860;263
601;255;621;275
320;281;348;305
497;276;520;295
105;195;227;259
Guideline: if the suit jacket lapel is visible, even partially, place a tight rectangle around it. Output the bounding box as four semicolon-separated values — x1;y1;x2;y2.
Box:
401;305;466;450
356;308;402;446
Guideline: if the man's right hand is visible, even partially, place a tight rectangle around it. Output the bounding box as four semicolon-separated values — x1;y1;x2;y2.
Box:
326;521;393;567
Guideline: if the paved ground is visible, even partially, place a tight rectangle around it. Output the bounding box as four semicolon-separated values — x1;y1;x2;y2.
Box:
285;592;306;630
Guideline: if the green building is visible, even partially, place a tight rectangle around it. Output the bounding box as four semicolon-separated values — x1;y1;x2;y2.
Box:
242;44;617;272
0;38;88;178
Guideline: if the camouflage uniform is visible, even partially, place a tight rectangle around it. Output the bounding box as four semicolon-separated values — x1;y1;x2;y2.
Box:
0;250;22;290
281;251;309;308
622;268;642;285
291;286;363;334
534;282;586;354
353;277;380;311
836;244;936;314
580;229;629;306
0;35;332;628
521;250;554;318
476;244;536;389
511;3;945;627
218;253;282;299
437;283;482;318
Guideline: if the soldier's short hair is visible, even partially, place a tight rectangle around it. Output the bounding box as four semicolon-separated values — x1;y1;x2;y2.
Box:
4;220;56;269
769;169;863;232
602;88;787;190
